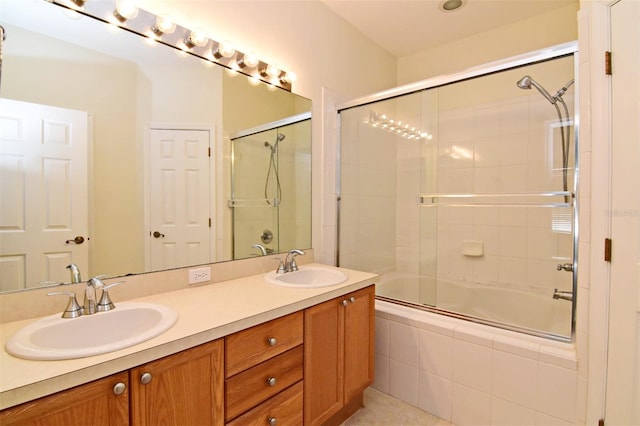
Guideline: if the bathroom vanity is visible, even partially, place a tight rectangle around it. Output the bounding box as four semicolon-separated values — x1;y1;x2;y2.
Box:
0;265;376;425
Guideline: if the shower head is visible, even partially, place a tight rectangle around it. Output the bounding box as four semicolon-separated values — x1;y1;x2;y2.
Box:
276;133;285;142
516;75;557;105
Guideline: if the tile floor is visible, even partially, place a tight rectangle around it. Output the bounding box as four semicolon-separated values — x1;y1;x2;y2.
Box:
343;388;451;425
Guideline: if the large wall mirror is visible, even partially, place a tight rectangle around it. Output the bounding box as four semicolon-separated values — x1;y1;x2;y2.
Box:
0;0;312;292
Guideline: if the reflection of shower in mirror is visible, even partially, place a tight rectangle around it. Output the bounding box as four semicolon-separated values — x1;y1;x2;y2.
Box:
264;133;285;206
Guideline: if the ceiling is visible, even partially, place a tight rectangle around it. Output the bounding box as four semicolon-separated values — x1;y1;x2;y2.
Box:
320;0;577;57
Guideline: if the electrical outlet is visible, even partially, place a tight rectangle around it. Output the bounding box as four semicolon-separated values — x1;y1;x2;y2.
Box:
188;267;211;284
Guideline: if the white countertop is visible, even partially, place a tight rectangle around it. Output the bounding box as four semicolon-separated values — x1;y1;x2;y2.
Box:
0;264;377;410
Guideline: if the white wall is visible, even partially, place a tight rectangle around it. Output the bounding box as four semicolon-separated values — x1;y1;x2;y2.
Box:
397;3;579;85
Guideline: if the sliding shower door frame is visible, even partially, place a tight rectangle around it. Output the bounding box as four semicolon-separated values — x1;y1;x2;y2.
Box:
336;42;579;342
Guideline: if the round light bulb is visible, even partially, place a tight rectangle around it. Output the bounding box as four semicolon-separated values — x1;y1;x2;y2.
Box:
115;0;139;20
155;15;176;35
265;63;280;78
188;30;208;47
240;52;259;68
217;40;235;58
281;71;297;84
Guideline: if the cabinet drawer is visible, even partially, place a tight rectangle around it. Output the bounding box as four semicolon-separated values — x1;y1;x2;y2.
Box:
226;381;303;426
225;346;303;421
225;311;303;377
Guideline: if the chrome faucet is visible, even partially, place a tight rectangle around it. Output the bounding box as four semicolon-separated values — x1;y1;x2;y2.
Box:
83;275;124;314
66;263;82;283
252;244;268;256
284;249;304;272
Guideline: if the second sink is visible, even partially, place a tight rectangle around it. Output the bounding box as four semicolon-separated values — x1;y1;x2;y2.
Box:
5;302;178;360
265;265;348;288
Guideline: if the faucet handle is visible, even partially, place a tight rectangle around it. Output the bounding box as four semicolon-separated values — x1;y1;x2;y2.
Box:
273;258;287;274
48;291;83;318
97;281;124;312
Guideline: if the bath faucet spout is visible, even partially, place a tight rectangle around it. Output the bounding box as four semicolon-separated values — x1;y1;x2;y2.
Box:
553;289;573;302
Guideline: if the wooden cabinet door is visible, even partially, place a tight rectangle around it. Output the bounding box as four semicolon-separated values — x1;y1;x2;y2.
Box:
304;296;345;425
343;285;375;402
130;339;224;426
0;372;129;426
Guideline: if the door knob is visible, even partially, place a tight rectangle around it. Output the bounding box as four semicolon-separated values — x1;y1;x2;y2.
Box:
152;231;165;238
65;236;85;244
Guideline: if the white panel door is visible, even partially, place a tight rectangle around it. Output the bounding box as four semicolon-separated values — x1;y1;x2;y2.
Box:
149;129;211;271
0;98;88;291
606;0;640;423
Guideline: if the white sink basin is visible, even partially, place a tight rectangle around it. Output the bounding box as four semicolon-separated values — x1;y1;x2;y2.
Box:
265;266;348;288
5;302;178;360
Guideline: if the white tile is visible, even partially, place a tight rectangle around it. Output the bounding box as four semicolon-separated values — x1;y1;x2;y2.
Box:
375;316;390;357
451;383;491;426
418;329;454;379
535;412;572;425
538;346;577;371
536;362;577;423
389;359;419;407
498;226;528;258
389;321;419;367
452;339;493;393
492;350;538;408
453;325;494;347
491;396;536;426
418;370;453;422
492;335;540;360
373;354;390;394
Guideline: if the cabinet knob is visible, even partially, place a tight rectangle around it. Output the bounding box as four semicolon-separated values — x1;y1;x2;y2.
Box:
267;416;277;426
140;372;153;385
113;382;126;395
349;296;356;303
341;299;348;306
267;377;277;387
267;337;277;346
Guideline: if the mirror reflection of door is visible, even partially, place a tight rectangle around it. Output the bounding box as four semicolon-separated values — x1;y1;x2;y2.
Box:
0;98;89;291
149;128;212;271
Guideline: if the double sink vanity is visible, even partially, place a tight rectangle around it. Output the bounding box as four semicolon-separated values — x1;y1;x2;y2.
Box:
0;261;377;425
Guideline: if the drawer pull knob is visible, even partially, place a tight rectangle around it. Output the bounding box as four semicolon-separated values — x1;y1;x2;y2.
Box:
140;372;152;385
341;299;348;306
349;296;356;303
268;416;277;426
267;377;277;386
267;337;277;346
113;382;126;395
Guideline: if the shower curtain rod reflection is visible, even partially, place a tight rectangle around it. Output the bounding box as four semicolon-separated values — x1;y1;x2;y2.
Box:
229;111;311;141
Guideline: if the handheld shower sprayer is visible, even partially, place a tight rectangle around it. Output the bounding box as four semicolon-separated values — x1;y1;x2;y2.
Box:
516;75;557;104
516;74;574;200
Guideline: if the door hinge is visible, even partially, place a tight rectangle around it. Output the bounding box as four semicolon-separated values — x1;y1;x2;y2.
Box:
208;147;211;157
598;419;605;426
605;51;612;75
604;238;612;262
208;218;212;227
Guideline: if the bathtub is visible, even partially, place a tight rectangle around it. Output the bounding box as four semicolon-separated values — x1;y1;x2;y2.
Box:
375;272;572;338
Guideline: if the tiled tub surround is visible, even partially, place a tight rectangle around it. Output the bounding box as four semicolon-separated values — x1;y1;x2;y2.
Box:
374;300;578;425
0;255;376;410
